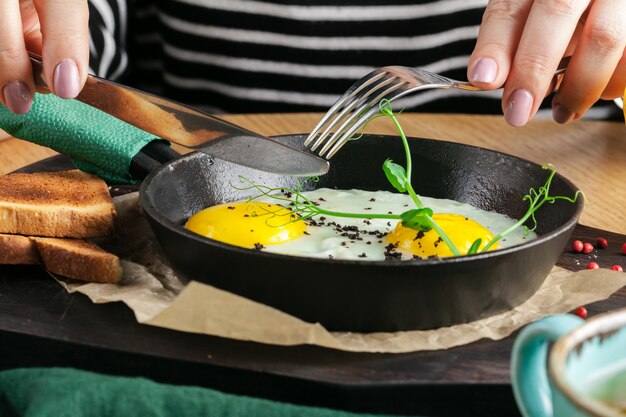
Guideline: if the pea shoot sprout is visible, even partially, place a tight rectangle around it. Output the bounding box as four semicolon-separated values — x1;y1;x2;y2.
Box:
481;163;583;252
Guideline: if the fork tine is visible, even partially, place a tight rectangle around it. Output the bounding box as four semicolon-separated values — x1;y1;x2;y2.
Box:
324;88;411;159
304;71;386;146
317;81;408;157
309;76;398;151
320;106;379;159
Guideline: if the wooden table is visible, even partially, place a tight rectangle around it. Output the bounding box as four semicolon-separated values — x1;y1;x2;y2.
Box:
1;114;625;417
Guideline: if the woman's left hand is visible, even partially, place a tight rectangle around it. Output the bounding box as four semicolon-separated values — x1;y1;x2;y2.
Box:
468;0;626;126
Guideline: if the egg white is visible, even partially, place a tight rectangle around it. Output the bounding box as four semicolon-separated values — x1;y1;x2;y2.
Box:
252;188;536;261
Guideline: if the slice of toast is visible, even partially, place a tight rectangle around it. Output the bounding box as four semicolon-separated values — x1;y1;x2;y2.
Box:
0;233;40;264
33;237;122;284
0;170;115;238
0;233;122;283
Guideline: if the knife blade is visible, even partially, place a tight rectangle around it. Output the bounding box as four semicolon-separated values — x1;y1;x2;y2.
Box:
29;54;329;177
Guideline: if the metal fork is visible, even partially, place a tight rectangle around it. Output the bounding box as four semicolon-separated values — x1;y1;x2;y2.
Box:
306;57;570;159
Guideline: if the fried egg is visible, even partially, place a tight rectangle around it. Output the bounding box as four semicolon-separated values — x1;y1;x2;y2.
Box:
185;189;536;261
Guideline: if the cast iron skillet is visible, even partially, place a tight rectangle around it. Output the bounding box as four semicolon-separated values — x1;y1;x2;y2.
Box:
139;134;583;333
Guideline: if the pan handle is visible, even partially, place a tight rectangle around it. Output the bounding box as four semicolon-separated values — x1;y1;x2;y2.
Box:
130;141;181;179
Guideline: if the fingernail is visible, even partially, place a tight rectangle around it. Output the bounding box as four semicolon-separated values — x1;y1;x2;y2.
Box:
3;81;33;114
53;59;80;99
471;58;497;83
553;104;575;124
505;89;534;127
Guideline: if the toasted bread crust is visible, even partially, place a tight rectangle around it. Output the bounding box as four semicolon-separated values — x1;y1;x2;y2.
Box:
0;234;40;264
0;170;115;238
34;238;122;283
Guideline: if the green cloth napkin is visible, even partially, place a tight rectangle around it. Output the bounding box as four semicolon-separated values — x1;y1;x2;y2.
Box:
0;93;162;183
0;368;416;417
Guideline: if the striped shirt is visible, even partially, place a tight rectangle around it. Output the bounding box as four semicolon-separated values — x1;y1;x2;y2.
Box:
88;0;619;119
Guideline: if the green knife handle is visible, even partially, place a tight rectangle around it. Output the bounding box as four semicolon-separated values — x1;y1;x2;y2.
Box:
0;93;161;183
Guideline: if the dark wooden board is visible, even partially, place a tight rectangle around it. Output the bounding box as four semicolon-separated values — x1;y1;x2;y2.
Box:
1;156;625;417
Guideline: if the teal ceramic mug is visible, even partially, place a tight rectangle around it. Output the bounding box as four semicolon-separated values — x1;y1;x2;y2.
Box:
512;308;626;417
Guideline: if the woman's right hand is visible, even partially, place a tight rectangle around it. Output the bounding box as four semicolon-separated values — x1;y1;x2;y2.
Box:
1;0;89;114
468;0;625;127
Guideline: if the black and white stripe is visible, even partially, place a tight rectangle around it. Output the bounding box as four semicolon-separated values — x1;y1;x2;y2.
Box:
125;0;492;113
87;0;619;118
88;0;129;80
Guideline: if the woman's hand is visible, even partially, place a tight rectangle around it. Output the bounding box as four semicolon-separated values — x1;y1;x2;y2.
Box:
468;0;626;126
0;0;89;114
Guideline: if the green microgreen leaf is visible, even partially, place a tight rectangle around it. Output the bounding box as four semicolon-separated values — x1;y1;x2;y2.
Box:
467;239;482;255
383;159;409;192
400;208;434;232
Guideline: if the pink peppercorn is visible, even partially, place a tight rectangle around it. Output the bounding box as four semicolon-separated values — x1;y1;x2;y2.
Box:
572;240;584;253
574;307;588;319
610;265;624;272
582;242;594;254
596;238;608;249
586;262;600;270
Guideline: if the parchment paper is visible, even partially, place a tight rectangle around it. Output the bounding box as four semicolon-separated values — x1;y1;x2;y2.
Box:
54;193;626;353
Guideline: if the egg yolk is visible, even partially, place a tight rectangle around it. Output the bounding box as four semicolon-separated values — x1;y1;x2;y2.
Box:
185;202;306;249
386;213;498;259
